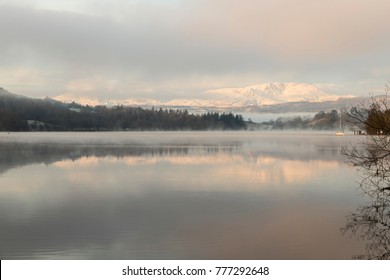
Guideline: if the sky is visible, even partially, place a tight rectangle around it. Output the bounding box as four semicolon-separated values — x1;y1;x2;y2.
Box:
1;0;390;101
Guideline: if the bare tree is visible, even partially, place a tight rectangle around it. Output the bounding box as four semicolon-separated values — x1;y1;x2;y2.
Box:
342;86;390;259
343;87;390;193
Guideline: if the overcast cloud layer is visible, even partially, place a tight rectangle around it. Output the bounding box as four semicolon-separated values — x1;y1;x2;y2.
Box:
1;0;390;100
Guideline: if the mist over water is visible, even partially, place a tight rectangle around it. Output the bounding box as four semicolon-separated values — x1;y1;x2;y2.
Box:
0;131;366;259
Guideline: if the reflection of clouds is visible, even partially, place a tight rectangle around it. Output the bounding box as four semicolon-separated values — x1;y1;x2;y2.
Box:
213;158;341;187
45;153;342;193
282;160;340;185
52;157;101;169
123;154;242;166
53;154;245;167
0;151;344;198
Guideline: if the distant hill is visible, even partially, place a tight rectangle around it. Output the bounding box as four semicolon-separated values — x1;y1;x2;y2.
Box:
0;87;22;98
243;96;368;114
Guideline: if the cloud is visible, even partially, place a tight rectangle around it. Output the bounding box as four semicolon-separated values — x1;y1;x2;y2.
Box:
0;0;389;99
185;0;390;59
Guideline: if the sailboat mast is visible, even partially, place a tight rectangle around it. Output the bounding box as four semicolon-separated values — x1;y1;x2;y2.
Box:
336;108;344;136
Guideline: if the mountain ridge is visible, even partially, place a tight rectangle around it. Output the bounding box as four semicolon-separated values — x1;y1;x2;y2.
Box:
54;82;354;109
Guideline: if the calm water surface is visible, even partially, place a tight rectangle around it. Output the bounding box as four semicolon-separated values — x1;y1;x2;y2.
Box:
0;131;367;259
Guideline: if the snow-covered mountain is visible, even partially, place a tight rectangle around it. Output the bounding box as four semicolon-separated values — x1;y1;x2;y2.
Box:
53;93;162;107
54;82;348;109
204;82;341;107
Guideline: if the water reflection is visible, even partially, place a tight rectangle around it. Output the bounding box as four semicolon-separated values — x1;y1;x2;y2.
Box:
343;136;390;259
0;140;345;193
0;131;346;175
342;193;390;259
0;132;363;259
0;142;230;174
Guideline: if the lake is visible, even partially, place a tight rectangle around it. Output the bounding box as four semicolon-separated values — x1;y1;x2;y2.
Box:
0;131;368;259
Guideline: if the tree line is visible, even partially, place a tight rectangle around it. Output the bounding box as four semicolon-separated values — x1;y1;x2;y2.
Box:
259;104;390;132
346;94;390;135
0;92;246;131
260;110;342;130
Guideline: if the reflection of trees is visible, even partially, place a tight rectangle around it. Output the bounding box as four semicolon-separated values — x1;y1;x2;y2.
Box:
342;92;390;259
0;141;241;175
341;184;390;259
0;134;345;175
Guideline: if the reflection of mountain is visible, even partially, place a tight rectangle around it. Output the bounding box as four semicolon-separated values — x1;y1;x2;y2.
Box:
0;142;235;175
0;133;349;198
0;133;346;176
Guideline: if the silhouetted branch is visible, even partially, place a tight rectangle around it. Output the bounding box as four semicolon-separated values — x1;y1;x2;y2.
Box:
342;86;390;259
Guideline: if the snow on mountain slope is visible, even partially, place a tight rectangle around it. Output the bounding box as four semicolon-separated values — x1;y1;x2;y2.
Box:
54;94;102;106
206;82;340;106
54;94;161;107
54;83;346;108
